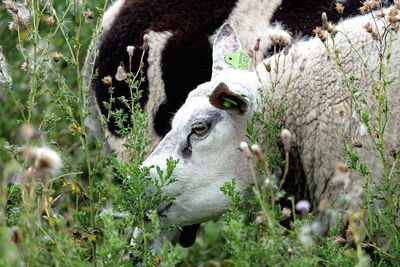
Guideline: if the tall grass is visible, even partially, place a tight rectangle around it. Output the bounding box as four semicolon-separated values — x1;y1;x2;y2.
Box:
0;1;399;266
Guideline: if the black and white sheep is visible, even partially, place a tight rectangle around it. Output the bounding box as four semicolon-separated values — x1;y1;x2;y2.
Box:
88;0;369;158
142;4;400;241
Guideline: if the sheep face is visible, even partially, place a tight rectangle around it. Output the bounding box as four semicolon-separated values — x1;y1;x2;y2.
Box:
143;69;260;226
142;23;260;226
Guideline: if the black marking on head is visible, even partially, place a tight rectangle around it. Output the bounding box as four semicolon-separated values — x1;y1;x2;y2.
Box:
93;0;238;137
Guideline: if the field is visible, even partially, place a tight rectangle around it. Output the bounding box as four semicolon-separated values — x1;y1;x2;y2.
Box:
1;1;399;266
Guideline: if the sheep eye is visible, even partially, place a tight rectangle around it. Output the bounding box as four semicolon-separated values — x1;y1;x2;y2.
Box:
193;125;209;136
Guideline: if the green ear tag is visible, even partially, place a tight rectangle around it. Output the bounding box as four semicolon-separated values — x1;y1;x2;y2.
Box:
221;96;239;108
225;50;252;70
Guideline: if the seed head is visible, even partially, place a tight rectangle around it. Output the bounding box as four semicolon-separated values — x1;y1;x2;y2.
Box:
282;207;291;219
281;129;291;152
335;3;345;16
351;140;363;148
255;211;266;225
363;22;379;40
20;62;30;72
251;144;265;162
127;45;135;57
47;16;55;26
359;0;381;14
84;9;94;20
253;37;261;52
51;52;61;62
387;8;400;24
115;65;127;81
142;34;150;50
263;60;271;73
313;26;327;42
20;124;40;141
270;32;291;47
25;147;63;179
101;75;112;86
240;142;252;159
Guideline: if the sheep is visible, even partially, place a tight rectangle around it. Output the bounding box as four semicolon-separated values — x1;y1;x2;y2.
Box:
86;0;370;160
142;5;400;240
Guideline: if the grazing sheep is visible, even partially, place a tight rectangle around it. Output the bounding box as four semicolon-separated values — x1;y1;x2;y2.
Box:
143;5;400;235
87;0;369;158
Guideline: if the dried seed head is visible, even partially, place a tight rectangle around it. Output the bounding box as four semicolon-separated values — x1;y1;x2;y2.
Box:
321;12;329;30
363;22;379;40
253;37;261;52
281;129;291;152
359;0;381;14
20;124;40;141
20;62;30;72
101;75;112;86
336;162;348;173
8;20;17;31
263;60;271;73
270;32;291;47
240;142;252;158
255;211;266;225
351;140;363;148
335;2;345;16
115;64;127;81
84;9;94;20
127;45;135;57
142;34;150;50
282;207;291;219
313;26;327;42
251;144;265;162
25;147;63;179
6;1;18;14
47;16;55;26
338;107;347;117
51;52;61;62
395;0;400;9
387;8;399;24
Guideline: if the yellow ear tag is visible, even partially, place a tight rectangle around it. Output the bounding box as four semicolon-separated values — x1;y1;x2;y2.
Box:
225;50;252;71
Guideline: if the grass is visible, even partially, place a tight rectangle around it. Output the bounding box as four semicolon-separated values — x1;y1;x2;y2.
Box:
1;0;399;266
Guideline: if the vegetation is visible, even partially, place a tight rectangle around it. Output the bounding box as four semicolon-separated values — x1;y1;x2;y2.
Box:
0;0;399;266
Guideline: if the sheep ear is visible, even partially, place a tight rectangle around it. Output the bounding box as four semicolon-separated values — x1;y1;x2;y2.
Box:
209;82;249;114
211;22;242;79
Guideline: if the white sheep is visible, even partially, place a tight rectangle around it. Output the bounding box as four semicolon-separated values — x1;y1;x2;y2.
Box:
143;6;400;232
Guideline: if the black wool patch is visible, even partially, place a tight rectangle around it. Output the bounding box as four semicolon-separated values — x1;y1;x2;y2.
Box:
93;0;238;137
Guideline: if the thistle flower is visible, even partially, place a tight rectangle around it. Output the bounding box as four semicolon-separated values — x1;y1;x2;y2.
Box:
335;2;345;16
25;147;63;179
281;129;291;152
363;22;379;40
296;200;311;212
115;65;127;81
20;62;30;72
240;142;252;158
387;8;400;24
351;140;363;148
101;75;112;86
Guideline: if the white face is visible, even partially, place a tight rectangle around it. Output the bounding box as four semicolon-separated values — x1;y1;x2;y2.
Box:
143;68;260;226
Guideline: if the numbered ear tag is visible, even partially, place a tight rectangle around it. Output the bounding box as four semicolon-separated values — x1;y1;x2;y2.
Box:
225;50;252;71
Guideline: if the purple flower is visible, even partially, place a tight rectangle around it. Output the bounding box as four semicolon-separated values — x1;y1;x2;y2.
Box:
296;200;311;212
